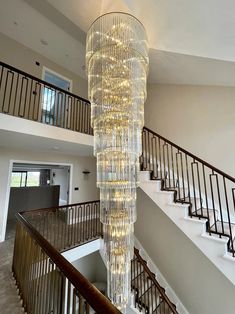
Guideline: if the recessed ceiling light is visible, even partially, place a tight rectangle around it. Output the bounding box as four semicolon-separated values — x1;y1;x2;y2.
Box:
40;39;48;46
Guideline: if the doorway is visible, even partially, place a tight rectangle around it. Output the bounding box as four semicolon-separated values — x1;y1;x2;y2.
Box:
42;67;72;126
5;162;71;240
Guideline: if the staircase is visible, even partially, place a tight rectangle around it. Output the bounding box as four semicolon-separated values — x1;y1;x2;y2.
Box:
139;127;235;285
131;248;178;314
1;61;235;312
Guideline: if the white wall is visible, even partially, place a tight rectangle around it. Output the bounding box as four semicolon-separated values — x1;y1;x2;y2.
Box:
51;167;69;204
0;32;88;99
0;146;99;241
135;189;235;314
145;84;235;176
72;251;107;284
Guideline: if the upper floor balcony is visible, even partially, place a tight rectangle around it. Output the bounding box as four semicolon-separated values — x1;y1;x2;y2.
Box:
0;61;93;155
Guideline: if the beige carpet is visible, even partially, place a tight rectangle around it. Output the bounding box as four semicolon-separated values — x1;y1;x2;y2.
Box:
0;220;24;313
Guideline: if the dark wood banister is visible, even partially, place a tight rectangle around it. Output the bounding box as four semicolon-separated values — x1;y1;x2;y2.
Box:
143;126;235;183
134;248;178;314
4;60;234;309
16;211;120;314
18;204;178;313
2;60;233;183
0;61;90;104
21;200;100;215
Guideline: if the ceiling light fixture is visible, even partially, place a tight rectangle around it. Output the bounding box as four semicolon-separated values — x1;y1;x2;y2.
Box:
40;38;48;46
86;12;149;312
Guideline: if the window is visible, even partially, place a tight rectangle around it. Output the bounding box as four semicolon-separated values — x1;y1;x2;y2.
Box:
11;171;40;187
26;172;40;186
11;172;26;187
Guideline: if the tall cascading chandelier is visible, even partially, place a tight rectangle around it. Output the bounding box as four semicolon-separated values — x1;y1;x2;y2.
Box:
86;12;149;312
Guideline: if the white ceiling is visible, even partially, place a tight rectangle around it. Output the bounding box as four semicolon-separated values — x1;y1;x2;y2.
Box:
149;49;235;86
47;0;235;61
0;129;93;156
1;0;235;86
0;0;86;79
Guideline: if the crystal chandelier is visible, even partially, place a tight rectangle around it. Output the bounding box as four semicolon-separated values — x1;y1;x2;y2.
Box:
86;12;148;312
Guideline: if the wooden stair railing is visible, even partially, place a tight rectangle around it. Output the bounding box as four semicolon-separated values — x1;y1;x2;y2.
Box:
2;60;235;256
141;126;235;256
12;205;120;314
12;200;179;314
131;248;178;314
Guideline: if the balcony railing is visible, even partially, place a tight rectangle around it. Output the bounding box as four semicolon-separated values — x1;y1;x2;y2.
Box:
0;61;92;135
13;200;178;314
4;59;235;311
23;200;102;252
13;200;120;314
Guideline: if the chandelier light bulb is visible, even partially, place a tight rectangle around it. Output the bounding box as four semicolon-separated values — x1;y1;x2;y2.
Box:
86;12;149;312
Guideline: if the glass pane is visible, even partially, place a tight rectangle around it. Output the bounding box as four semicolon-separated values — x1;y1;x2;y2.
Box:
42;88;55;111
26;172;40;187
11;172;26;187
11;173;22;187
21;172;26;186
44;70;70;91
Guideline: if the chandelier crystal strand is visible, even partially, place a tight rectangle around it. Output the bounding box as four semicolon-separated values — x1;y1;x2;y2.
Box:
86;12;149;312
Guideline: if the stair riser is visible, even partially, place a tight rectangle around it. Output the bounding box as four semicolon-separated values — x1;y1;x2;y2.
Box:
139;175;235;286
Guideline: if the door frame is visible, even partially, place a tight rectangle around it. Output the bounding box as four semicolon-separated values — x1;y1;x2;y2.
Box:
42;66;73;92
1;159;73;242
41;67;73;126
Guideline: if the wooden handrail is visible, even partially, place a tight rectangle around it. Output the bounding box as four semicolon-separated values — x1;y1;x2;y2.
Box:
142;127;235;255
2;59;232;184
21;199;100;215
143;126;235;183
16;211;120;314
0;61;90;103
1;60;233;183
134;248;178;313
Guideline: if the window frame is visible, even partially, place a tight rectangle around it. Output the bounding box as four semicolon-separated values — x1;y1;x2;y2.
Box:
41;67;73;125
11;171;41;187
42;67;73;93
